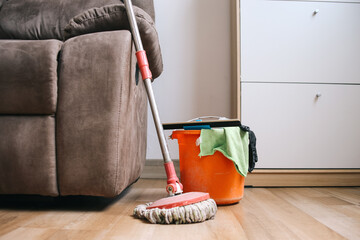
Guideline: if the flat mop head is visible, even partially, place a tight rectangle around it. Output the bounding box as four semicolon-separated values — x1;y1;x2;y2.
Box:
133;192;217;224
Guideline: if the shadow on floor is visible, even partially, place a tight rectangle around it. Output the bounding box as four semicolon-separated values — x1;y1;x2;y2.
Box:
0;185;132;212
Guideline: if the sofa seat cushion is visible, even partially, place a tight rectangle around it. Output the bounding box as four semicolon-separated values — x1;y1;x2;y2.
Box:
0;40;62;114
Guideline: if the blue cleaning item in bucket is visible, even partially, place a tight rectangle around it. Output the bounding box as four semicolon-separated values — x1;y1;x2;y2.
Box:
183;119;210;129
183;125;211;130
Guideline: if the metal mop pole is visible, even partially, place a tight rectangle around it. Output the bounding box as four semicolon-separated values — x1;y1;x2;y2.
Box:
124;0;183;195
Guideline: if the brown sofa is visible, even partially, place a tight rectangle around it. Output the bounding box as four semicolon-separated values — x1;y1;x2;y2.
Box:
0;0;162;197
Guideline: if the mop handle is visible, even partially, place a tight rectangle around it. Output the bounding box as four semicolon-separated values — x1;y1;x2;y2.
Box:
124;0;183;195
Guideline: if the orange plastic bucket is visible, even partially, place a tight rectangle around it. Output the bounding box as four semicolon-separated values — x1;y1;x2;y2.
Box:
172;130;245;205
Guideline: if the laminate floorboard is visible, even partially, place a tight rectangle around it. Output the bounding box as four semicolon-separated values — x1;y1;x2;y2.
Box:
0;179;359;240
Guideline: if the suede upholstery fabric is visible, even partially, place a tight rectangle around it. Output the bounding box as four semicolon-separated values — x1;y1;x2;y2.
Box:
0;116;58;196
57;31;147;197
64;4;162;79
132;0;155;22
0;0;154;197
0;40;62;114
0;0;155;40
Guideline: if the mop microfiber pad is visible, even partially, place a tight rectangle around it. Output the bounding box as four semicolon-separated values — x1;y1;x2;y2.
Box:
133;192;217;224
134;199;217;224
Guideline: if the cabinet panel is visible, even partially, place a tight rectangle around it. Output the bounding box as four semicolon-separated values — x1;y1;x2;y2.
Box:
241;0;360;84
241;83;360;168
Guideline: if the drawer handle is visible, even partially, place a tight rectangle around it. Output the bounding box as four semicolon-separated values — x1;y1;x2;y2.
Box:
315;93;322;98
313;9;320;15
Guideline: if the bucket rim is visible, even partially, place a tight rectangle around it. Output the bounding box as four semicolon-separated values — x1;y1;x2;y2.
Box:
171;130;202;139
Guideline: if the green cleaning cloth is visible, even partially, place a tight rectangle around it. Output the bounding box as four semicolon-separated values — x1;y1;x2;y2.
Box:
199;127;249;177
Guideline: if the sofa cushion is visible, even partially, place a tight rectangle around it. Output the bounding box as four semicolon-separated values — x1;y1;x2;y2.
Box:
0;116;58;196
0;40;62;114
64;4;163;79
0;0;155;40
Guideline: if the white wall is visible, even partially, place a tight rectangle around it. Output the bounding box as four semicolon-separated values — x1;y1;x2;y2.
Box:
146;0;232;159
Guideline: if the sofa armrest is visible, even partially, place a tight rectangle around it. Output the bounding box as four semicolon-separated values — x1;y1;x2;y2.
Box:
64;4;163;79
57;30;147;197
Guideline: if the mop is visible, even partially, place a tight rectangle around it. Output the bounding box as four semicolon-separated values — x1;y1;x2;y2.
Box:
123;0;217;224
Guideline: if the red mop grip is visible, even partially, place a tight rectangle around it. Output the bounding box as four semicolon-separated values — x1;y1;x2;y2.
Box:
164;162;183;193
164;162;179;184
136;50;152;80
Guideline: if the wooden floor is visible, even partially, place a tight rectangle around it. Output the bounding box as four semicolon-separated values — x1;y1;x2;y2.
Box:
0;179;359;240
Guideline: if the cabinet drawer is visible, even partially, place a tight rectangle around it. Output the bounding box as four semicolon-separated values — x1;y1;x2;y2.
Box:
240;0;360;84
241;83;360;168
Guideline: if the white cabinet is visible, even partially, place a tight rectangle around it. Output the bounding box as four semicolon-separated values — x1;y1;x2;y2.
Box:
240;0;360;168
241;0;360;84
241;83;360;168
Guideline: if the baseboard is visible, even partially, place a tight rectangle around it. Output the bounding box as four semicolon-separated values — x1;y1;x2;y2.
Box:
142;159;360;187
141;159;180;179
245;169;360;187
